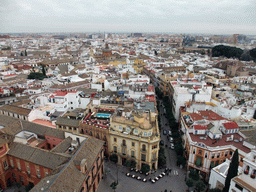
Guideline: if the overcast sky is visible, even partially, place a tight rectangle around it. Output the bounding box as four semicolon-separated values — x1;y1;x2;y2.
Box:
1;0;255;35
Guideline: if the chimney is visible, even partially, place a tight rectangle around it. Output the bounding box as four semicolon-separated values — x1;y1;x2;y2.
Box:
80;159;87;174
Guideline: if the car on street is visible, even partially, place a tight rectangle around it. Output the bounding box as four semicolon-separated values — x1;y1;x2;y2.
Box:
169;137;173;142
170;143;175;149
163;130;167;135
160;140;164;145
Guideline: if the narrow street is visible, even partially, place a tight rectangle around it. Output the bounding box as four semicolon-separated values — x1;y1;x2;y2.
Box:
97;99;188;192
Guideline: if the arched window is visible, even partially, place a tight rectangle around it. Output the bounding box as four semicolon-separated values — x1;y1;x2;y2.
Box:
114;146;117;153
81;129;84;134
134;129;138;135
144;132;147;137
142;144;146;151
122;140;126;146
127;126;130;132
119;125;122;131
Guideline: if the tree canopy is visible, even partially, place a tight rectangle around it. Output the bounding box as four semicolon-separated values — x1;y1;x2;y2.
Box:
212;45;243;59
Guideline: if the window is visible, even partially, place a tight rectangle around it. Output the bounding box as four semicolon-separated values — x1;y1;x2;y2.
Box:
217;153;220;158
20;176;24;185
127;127;130;132
144;132;147;137
17;162;21;171
27;165;30;174
198;150;202;155
141;154;146;161
122;140;126;146
37;169;41;178
153;153;156;160
86;176;90;189
119;125;122;131
10;159;14;168
235;184;243;191
225;152;228;157
90;131;92;136
240;158;243;162
122;148;126;155
148;131;152;136
132;142;135;147
3;161;8;170
205;153;208;158
114;138;117;142
114;146;117;153
131;151;135;158
96;133;99;138
142;144;146;151
212;154;215;159
193;149;195;154
215;161;219;166
123;128;126;132
195;130;198;135
103;135;107;141
134;129;138;135
230;151;233;156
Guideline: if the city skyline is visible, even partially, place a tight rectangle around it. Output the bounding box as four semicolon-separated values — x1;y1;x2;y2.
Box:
1;0;255;35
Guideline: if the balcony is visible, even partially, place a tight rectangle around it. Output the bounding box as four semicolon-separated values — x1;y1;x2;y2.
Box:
141;149;147;153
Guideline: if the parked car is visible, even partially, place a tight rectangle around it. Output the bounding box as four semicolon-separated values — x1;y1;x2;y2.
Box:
151;179;156;183
142;178;147;182
131;175;136;178
137;176;141;180
169;137;173;142
126;173;131;177
155;177;159;181
161;172;166;176
170;143;175;149
160;140;164;145
163;130;167;135
168;130;172;135
159;174;163;178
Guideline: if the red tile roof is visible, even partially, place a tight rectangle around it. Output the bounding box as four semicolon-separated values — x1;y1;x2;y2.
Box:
53;91;77;96
223;122;239;129
189;133;250;153
198;111;227;121
190;113;204;121
194;125;208;130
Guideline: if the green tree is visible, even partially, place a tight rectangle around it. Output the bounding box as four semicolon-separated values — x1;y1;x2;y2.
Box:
208;188;222;192
189;169;199;181
130;160;136;168
27;72;46;80
140;164;150;174
195;180;205;192
186;178;194;191
42;65;46;76
110;181;118;192
177;155;186;166
223;149;239;192
124;160;131;167
109;154;118;164
253;110;256;119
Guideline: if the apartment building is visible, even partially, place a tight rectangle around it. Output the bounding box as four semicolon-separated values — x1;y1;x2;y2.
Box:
108;106;160;170
180;110;252;180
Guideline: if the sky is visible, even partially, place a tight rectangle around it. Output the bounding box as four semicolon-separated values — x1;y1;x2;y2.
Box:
0;0;255;35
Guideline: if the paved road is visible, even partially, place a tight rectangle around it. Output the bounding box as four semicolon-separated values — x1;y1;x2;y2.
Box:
97;99;188;192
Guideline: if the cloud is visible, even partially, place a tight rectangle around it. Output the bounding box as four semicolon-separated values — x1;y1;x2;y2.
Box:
0;0;255;34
